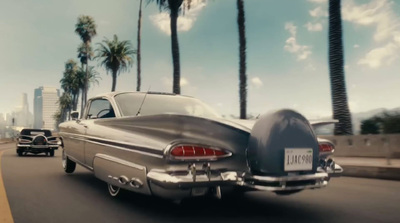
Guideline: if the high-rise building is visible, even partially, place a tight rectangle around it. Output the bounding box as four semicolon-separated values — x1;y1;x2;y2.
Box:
34;87;60;130
11;93;33;128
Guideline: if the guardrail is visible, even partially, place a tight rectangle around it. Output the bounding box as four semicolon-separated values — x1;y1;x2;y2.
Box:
321;134;400;164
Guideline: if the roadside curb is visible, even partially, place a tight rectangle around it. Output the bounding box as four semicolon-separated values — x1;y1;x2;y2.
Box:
341;165;400;181
0;149;15;223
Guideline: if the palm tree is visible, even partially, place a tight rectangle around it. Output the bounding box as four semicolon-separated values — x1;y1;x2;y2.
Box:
81;66;101;88
58;92;73;121
75;15;97;108
77;43;94;68
76;65;100;114
237;0;247;119
60;59;80;111
328;0;353;135
136;0;143;91
150;0;192;94
95;35;135;91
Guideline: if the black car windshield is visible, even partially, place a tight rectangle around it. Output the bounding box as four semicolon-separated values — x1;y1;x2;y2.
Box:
20;129;52;137
114;93;221;119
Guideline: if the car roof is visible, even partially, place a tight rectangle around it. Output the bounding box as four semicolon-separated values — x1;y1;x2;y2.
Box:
93;91;193;99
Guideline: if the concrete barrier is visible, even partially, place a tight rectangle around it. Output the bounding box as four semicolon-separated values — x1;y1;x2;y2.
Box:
341;166;400;181
0;139;14;144
321;134;400;158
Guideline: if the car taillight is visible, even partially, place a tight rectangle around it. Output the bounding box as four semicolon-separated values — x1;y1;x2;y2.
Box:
170;145;231;160
319;143;334;153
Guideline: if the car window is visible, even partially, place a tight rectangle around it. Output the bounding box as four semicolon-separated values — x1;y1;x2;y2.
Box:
114;93;220;119
20;129;52;136
86;99;115;119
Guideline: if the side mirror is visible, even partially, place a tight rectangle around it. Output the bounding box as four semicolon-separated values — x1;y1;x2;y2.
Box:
71;111;80;120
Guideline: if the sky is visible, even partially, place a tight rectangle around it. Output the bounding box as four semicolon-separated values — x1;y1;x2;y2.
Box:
0;0;399;119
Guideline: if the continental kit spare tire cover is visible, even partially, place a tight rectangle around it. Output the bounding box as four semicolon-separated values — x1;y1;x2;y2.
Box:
247;109;319;176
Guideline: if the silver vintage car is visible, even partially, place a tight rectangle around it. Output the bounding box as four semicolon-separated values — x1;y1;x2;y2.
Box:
59;91;342;200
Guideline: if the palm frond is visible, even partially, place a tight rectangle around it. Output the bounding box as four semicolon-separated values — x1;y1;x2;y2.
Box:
75;15;97;43
95;35;136;76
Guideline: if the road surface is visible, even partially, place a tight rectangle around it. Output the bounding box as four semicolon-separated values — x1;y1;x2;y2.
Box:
1;143;400;223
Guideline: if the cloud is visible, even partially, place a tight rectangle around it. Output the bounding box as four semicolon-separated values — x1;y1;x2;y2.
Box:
150;0;207;35
162;76;190;88
340;0;400;69
342;0;399;42
285;22;297;36
309;6;328;18
284;22;312;60
251;77;263;88
353;44;360;48
180;77;189;86
305;22;323;31
394;33;400;45
357;43;399;68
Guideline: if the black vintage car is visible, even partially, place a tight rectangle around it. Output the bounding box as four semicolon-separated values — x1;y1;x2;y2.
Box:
16;129;60;156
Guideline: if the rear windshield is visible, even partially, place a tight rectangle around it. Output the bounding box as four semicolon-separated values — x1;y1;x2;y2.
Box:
114;93;220;119
20;129;52;136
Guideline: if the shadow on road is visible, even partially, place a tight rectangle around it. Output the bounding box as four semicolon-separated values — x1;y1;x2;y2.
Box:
66;171;325;223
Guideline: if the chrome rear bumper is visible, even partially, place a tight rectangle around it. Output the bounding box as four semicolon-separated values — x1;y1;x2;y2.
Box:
147;163;343;193
147;169;238;189
241;172;328;191
17;144;59;149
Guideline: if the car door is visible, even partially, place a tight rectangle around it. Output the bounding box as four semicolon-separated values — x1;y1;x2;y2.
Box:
64;113;88;165
83;98;116;166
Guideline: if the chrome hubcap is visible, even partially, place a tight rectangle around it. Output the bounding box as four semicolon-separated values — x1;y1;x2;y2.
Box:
62;150;66;169
108;184;120;197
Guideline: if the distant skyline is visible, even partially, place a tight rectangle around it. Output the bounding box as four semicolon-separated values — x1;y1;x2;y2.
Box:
0;0;399;119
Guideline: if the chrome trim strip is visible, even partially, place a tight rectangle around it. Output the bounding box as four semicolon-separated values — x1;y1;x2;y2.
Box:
86;135;163;155
87;140;163;158
61;133;86;141
95;154;145;171
248;181;328;191
68;155;94;171
61;132;163;158
17;145;57;149
17;145;31;148
245;172;328;182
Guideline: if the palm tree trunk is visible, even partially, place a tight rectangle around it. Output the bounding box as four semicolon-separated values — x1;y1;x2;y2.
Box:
84;43;89;110
80;89;84;115
80;62;85;115
72;93;77;111
136;0;143;92
329;0;353;135
111;70;117;92
237;0;247;119
73;92;79;111
170;9;181;94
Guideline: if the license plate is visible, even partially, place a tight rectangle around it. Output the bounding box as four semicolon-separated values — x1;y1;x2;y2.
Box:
284;148;313;171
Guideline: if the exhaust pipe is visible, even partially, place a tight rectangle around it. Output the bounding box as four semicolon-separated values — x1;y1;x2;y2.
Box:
118;176;129;185
129;178;143;189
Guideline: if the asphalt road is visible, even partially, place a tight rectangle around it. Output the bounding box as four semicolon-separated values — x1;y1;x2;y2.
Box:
1;143;400;223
